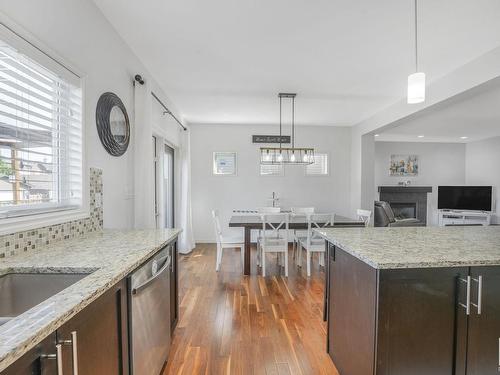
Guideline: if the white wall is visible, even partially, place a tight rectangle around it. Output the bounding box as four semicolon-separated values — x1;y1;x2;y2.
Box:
375;141;466;225
0;0;182;229
466;136;500;223
191;124;352;241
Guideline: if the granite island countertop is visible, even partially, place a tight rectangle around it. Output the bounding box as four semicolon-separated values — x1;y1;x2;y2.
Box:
0;228;181;372
315;226;500;269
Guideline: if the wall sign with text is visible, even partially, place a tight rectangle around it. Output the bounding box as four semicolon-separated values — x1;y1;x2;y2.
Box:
252;135;291;144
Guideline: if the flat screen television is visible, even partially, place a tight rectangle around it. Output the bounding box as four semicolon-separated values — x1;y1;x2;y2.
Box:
438;186;493;211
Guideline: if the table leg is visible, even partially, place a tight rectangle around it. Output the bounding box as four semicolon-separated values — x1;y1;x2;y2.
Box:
244;227;251;275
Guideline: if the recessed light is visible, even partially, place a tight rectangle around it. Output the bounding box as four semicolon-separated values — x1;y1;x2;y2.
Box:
374;134;380;137
417;135;425;138
460;136;468;140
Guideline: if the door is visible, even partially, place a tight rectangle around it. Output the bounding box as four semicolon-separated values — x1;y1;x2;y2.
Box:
57;280;128;375
466;266;500;375
377;267;467;375
163;144;175;228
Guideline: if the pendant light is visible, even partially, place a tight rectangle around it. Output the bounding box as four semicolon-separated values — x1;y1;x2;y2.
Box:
260;93;315;165
407;0;425;104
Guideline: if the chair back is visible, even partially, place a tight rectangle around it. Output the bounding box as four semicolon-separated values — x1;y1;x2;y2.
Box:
211;209;223;244
291;207;315;216
260;213;289;245
258;207;281;214
356;209;372;227
374;201;395;226
306;213;335;247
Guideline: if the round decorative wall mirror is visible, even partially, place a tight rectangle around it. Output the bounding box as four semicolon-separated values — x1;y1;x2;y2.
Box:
96;92;130;156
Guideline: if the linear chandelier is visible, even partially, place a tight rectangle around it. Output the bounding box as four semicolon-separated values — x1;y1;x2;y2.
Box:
260;93;315;165
407;0;425;104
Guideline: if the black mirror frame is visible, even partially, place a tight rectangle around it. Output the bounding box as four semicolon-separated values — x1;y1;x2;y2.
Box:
96;92;130;156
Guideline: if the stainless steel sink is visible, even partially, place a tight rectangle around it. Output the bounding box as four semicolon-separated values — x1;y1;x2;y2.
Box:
0;272;88;326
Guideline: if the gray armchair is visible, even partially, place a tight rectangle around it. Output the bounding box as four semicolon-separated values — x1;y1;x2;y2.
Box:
374;201;424;227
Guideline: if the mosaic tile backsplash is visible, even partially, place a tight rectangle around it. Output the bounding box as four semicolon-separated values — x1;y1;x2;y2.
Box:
0;168;103;258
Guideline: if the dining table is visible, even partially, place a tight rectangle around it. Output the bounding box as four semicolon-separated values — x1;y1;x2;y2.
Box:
229;212;365;275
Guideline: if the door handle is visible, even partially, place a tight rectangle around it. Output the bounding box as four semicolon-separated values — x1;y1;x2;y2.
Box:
59;331;78;375
41;343;64;375
471;275;483;315
459;276;471;315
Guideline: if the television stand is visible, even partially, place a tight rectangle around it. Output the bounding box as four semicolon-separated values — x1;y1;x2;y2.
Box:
438;210;491;227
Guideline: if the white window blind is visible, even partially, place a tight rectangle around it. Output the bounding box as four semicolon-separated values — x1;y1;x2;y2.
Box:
213;152;237;175
260;163;283;176
0;38;82;218
305;153;328;176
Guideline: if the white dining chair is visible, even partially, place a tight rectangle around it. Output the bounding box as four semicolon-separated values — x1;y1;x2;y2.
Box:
298;213;335;277
290;207;315;262
257;212;289;277
357;209;372;227
212;209;244;272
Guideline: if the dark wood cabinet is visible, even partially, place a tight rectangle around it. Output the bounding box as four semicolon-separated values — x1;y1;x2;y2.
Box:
170;241;179;332
377;267;467;375
57;279;129;375
0;333;57;375
327;245;377;375
326;243;500;375
463;267;500;375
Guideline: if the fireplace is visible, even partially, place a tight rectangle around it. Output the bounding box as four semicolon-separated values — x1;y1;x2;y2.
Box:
391;202;417;219
378;186;432;225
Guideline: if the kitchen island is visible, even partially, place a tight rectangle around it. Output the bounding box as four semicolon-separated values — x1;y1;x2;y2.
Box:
316;226;500;375
0;228;180;374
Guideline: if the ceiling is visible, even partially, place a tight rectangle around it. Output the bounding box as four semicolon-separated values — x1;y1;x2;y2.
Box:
375;77;500;143
93;0;500;126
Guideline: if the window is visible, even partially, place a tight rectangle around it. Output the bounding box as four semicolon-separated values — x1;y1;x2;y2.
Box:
213;152;237;175
260;163;283;176
0;37;82;218
305;153;329;176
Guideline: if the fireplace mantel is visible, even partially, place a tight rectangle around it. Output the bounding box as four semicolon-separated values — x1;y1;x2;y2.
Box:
378;186;433;194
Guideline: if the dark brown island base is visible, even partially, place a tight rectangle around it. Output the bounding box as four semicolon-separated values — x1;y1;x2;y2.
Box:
317;226;500;375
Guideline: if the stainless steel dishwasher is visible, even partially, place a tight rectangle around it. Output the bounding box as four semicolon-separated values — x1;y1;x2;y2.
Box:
129;247;171;375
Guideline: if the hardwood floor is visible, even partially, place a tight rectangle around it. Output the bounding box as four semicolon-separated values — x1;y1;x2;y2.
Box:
163;244;339;375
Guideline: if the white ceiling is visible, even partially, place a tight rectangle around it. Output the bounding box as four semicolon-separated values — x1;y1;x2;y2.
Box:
93;0;500;126
375;77;500;143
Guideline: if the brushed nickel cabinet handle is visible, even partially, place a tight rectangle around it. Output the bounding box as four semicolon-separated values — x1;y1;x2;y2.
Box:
71;331;79;375
41;343;63;375
459;276;471;315
471;275;483;315
59;331;78;375
56;343;64;375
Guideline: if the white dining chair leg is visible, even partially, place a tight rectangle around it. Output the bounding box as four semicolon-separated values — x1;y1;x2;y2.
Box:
320;253;325;267
298;243;303;267
262;251;266;277
284;250;289;277
306;250;312;277
216;245;222;272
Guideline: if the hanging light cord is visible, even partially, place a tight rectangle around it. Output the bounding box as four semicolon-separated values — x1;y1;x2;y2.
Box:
291;96;295;149
279;95;282;151
414;0;418;72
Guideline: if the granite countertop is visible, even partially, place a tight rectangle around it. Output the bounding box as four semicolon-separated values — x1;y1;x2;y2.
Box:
315;226;500;269
0;228;181;372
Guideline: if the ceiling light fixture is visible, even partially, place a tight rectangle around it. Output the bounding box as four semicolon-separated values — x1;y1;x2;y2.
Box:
460;136;468;140
418;135;425;138
407;0;425;104
260;93;315;165
374;134;380;137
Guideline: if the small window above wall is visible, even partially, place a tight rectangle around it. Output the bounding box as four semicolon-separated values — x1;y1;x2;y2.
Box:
213;152;237;176
260;163;284;176
0;32;83;219
305;153;329;176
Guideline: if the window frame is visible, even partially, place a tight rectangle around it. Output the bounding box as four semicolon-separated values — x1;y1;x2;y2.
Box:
0;17;88;235
305;152;330;176
212;151;237;176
